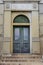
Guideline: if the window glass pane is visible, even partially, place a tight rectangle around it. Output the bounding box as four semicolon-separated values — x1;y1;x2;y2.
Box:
13;15;29;23
23;28;28;40
15;28;20;40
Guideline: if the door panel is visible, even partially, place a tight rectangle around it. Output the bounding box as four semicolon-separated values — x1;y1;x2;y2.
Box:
23;28;28;40
13;26;30;53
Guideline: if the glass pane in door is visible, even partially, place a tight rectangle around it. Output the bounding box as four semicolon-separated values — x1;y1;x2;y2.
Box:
23;28;28;40
15;28;20;40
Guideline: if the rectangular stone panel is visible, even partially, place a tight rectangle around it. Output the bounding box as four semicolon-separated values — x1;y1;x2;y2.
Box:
39;4;43;13
32;11;39;37
11;3;38;11
4;37;11;42
32;37;40;42
3;42;10;53
0;15;3;25
32;42;40;53
40;37;43;54
4;3;38;11
0;25;3;34
40;37;43;42
4;11;11;37
0;25;3;43
4;3;11;10
0;37;3;41
40;26;43;36
0;4;4;14
40;14;43;24
0;42;3;55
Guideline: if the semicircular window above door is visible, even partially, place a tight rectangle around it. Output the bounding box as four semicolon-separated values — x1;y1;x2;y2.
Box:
13;15;30;23
13;14;30;53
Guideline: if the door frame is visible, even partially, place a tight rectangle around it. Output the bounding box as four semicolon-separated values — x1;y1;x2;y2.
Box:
11;11;32;54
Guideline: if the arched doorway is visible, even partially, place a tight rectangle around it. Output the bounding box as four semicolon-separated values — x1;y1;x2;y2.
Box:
13;14;30;53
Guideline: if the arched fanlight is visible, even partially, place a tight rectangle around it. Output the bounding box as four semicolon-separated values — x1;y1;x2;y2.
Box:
13;15;30;23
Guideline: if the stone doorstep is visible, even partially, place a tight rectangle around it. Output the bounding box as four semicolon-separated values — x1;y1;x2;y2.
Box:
1;55;42;63
2;53;12;57
1;54;42;62
2;56;41;58
1;59;41;63
0;56;43;65
2;53;41;58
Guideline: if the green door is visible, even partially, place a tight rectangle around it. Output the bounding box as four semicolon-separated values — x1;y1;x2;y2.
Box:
13;26;30;53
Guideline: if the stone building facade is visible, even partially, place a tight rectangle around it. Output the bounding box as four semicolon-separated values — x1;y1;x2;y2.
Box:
0;0;43;57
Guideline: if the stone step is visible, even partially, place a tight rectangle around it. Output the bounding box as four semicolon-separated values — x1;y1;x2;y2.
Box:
0;61;43;65
0;59;43;65
2;54;41;58
1;54;41;62
1;59;41;62
0;54;42;65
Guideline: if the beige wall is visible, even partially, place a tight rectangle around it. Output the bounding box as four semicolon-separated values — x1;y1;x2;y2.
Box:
0;0;43;56
3;11;11;53
3;10;40;54
32;11;39;37
4;11;11;37
32;11;40;53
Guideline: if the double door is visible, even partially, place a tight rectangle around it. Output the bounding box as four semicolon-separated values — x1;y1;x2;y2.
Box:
13;26;30;53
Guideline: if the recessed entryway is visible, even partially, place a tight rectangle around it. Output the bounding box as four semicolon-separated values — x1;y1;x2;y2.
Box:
11;12;32;53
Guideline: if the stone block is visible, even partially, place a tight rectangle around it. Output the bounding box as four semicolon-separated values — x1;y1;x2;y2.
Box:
40;14;43;24
32;42;40;54
39;4;43;13
32;11;39;37
0;4;4;14
4;3;11;10
32;37;40;42
40;26;43;36
3;41;10;53
0;25;3;34
0;15;3;25
0;42;3;55
4;11;11;37
4;37;11;42
40;37;43;54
